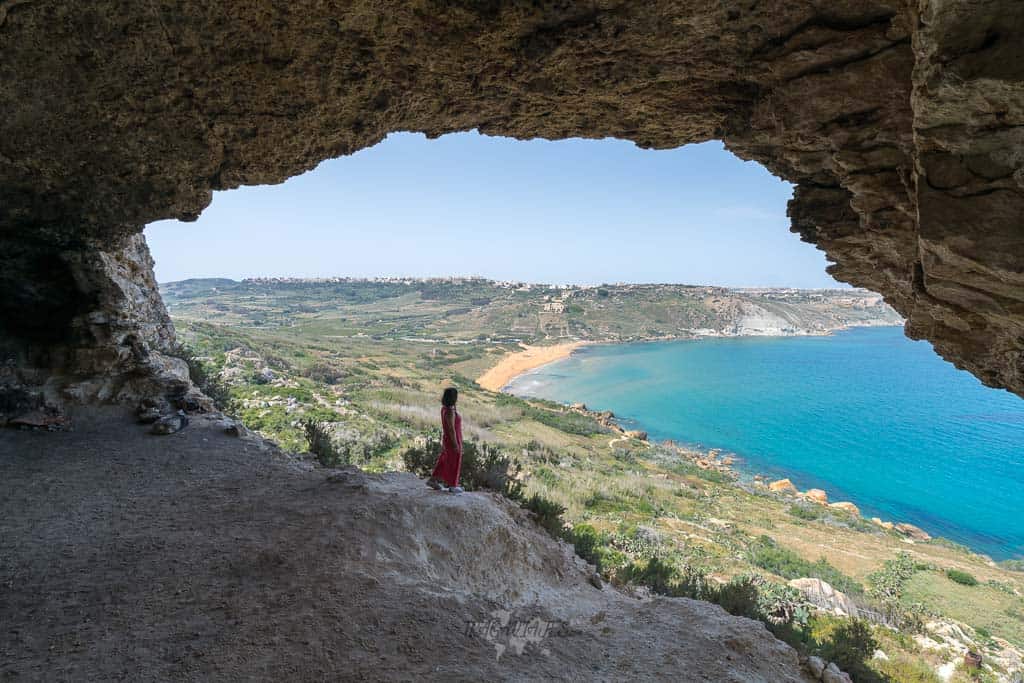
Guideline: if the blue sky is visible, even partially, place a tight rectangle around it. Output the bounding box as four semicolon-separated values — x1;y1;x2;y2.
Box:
147;131;841;287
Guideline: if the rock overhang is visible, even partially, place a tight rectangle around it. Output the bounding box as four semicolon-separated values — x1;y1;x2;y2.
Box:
0;0;1021;403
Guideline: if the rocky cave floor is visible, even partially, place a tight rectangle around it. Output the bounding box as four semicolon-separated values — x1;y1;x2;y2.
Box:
0;409;810;682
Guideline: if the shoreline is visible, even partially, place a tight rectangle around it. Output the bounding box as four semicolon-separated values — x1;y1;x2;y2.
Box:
482;328;1006;562
479;322;903;393
476;341;590;392
571;403;963;558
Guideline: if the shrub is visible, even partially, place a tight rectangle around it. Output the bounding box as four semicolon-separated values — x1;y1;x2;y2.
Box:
788;504;821;521
303;361;344;384
169;344;232;410
521;493;566;537
873;655;942;683
668;460;734;484
565;524;634;577
709;576;763;620
867;552;919;613
584;490;634;514
400;436;439;475
304;420;346;468
567;523;604;568
670;564;713;600
946;569;978;586
748;535;863;595
399;437;523;499
609;525;669;560
461;440;524;500
695;467;733;484
532;466;559;488
896;601;931;634
522;404;609;436
619;557;681;596
821;619;878;677
612;449;637;464
746;576;810;627
616;560;807;632
327;426;397;464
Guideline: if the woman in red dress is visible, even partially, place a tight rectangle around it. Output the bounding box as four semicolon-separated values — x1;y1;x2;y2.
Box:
427;387;463;493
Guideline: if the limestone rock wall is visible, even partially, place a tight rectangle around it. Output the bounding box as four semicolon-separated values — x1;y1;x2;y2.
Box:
0;0;1021;402
0;233;190;410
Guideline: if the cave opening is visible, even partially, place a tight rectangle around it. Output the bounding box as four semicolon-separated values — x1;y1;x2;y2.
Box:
145;131;827;288
140;131;1024;563
3;2;1024;677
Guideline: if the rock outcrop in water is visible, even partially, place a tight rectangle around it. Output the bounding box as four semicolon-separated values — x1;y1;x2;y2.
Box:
0;1;1022;406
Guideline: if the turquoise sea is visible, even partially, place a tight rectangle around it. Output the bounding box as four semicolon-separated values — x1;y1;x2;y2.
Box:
507;326;1024;560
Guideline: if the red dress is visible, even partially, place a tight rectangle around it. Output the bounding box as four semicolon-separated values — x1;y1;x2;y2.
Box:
431;406;463;487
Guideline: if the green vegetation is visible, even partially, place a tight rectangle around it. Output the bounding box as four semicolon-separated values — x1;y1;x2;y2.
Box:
813;617;878;676
521;493;568;537
947;568;980;586
521;403;609;436
164;277;1024;682
868;552;920;604
304;420;346;467
787;503;822;521
748;535;863;596
168;343;232;409
401;437;523;499
161;277;901;347
901;571;1024;646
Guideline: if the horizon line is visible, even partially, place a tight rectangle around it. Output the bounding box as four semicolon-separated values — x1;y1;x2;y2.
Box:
158;274;866;292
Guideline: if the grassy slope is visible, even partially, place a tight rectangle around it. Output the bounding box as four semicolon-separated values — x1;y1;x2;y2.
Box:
165;278;1020;681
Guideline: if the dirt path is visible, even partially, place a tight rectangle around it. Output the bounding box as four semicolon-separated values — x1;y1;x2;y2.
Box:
0;408;809;681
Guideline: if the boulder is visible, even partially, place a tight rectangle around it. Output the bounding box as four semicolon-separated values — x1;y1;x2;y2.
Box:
217;418;243;437
804;488;828;505
806;655;826;678
913;634;947;652
625;430;648;441
769;478;798;495
8;410;70;431
829;501;861;517
871;517;895;531
822;662;852;683
788;578;859;618
137;406;163;424
895;523;931;541
151;410;189;435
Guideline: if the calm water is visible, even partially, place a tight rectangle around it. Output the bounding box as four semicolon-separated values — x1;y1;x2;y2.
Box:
508;327;1024;560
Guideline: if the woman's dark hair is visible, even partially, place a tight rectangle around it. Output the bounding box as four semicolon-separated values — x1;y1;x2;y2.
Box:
442;387;458;407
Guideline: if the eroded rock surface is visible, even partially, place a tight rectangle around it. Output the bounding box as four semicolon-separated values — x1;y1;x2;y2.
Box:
0;411;811;681
0;0;1021;401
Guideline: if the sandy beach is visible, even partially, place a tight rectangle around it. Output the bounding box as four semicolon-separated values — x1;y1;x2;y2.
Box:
476;341;588;392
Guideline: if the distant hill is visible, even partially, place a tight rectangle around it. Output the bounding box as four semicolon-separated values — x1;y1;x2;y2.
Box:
160;278;239;301
159;277;902;343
